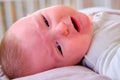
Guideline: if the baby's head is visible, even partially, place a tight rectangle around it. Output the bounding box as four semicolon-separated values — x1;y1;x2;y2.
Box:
0;5;93;79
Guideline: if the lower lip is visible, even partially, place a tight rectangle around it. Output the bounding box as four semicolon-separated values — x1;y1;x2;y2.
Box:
75;17;82;33
76;13;91;33
75;19;81;32
71;17;81;32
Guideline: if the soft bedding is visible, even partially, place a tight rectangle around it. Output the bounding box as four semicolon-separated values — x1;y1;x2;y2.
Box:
13;66;111;80
81;7;120;80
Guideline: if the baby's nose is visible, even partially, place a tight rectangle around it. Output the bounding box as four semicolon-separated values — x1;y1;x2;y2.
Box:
54;22;69;36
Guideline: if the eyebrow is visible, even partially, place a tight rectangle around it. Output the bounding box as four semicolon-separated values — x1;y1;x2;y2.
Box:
39;14;46;24
40;14;45;20
30;13;44;29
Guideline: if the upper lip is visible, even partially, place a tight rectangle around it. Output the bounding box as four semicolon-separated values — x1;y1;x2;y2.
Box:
71;17;80;32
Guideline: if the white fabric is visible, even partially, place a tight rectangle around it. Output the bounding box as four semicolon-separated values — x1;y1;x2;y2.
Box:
82;8;120;80
13;66;111;80
0;66;9;80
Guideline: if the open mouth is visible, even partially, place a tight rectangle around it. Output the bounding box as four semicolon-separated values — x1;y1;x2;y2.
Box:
71;17;80;32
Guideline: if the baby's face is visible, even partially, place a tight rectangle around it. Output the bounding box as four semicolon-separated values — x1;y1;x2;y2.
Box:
8;5;93;76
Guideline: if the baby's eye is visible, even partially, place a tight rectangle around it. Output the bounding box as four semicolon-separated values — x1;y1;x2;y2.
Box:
56;42;63;56
42;15;49;27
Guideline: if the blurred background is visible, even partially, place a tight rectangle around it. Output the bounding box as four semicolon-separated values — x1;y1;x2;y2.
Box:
0;0;120;40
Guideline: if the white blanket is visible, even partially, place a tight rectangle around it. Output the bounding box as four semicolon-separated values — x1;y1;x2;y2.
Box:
13;66;111;80
81;8;120;80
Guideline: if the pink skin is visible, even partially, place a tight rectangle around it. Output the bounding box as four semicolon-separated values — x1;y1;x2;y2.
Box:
8;5;93;76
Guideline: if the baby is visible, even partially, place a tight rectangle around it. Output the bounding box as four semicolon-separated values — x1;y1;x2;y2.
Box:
1;5;120;80
0;5;93;79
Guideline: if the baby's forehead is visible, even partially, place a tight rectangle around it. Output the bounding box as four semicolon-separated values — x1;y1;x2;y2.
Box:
7;11;54;53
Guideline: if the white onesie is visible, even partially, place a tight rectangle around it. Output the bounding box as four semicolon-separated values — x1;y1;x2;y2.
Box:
81;8;120;80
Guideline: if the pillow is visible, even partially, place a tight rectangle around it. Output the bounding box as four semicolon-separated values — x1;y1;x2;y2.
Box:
13;66;111;80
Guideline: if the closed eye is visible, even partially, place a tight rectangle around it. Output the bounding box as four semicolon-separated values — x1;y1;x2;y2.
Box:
56;42;63;56
42;15;49;27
